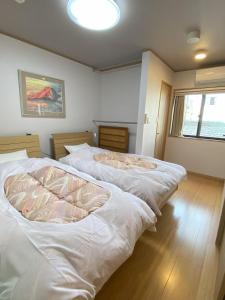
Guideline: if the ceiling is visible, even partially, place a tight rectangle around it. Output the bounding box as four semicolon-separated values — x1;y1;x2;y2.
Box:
0;0;225;71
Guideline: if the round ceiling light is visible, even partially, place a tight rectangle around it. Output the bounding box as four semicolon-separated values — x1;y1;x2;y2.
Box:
195;50;207;60
14;0;26;3
67;0;120;31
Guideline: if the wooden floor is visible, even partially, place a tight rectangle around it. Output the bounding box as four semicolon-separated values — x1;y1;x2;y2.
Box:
96;174;223;300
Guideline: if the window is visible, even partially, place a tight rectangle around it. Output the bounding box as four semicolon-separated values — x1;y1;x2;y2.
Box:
171;90;225;140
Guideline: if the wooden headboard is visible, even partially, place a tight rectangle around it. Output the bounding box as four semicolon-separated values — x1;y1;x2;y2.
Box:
98;126;129;153
52;132;94;160
0;135;41;158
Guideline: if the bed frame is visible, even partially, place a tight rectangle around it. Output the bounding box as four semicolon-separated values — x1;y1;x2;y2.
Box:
98;126;129;153
52;132;94;160
0;135;41;158
52;126;129;160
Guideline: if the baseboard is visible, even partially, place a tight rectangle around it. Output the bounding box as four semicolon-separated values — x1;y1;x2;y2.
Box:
187;171;224;182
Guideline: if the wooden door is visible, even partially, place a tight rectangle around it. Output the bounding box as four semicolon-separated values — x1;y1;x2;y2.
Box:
154;81;172;160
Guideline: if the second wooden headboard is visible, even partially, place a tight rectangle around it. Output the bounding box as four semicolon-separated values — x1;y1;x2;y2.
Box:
52;132;94;160
98;126;129;153
0;135;41;158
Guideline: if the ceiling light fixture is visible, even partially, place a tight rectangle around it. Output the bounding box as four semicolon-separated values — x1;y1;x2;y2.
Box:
195;50;207;60
14;0;26;3
187;30;200;44
67;0;120;31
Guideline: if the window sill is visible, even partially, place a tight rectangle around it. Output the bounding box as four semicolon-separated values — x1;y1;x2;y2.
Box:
168;135;225;144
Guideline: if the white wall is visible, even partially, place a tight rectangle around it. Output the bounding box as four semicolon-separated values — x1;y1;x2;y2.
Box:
0;34;100;156
136;52;151;154
2;34;224;178
136;51;174;156
0;34;141;156
164;70;225;179
99;65;141;153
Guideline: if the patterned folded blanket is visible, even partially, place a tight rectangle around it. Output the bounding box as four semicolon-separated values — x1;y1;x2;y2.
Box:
94;152;157;170
4;166;110;224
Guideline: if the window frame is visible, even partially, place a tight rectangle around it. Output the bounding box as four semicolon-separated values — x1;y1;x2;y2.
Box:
171;87;225;142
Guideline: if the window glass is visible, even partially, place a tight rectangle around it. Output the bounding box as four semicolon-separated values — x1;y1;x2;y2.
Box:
171;90;225;140
200;93;225;138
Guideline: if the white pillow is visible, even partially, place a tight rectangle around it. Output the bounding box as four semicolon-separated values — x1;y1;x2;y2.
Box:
0;149;28;164
64;143;90;153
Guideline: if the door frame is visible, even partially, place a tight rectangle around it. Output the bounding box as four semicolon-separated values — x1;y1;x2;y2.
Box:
154;80;172;160
215;182;225;300
216;276;225;300
216;183;225;246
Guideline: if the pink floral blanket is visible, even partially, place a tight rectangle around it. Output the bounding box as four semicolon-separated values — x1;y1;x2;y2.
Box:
4;166;110;224
94;152;157;170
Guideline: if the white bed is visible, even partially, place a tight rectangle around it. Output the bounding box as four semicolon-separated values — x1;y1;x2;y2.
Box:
0;157;156;300
60;145;187;215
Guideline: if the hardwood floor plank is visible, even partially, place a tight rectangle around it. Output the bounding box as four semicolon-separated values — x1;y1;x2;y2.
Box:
96;174;223;300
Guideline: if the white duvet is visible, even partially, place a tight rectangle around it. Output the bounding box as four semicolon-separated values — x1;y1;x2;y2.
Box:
60;146;187;215
0;158;156;300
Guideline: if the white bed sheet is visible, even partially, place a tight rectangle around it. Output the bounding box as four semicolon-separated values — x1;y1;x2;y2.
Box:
0;158;156;300
60;146;187;215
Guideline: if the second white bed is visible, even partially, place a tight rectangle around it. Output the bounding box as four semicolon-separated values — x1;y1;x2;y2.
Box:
60;145;187;215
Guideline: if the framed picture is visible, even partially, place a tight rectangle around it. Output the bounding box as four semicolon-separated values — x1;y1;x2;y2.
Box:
18;70;65;118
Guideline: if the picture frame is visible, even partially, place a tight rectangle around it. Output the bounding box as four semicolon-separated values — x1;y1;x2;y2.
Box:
18;70;65;118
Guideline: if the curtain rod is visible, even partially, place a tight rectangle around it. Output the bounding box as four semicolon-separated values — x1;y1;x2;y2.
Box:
93;120;137;125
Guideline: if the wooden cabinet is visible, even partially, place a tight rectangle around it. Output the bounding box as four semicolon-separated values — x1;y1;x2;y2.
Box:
98;126;129;153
